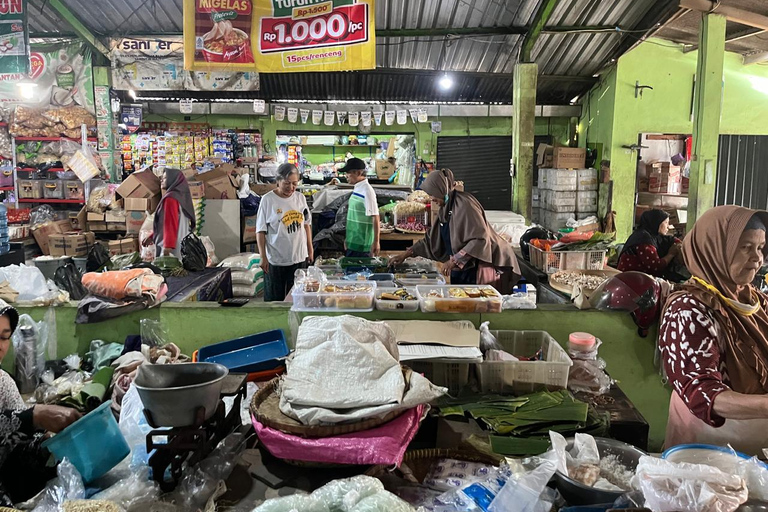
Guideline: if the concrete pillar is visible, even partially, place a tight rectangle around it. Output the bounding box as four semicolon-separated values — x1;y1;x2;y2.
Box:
688;13;726;230
512;63;538;220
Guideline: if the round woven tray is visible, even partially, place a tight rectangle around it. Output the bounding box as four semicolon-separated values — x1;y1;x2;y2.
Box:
366;448;504;483
250;377;406;438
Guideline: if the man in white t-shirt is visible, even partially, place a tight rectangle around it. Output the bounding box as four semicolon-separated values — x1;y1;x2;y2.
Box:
256;164;313;301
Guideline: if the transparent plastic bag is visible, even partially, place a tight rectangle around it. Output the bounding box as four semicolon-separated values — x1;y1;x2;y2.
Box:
31;459;85;512
30;205;55;228
293;266;327;292
479;321;502;353
118;385;155;469
87;184;119;213
12;313;48;393
199;236;218;266
738;456;768;502
92;465;160;510
632;455;748;512
0;264;55;302
140;318;168;348
568;360;613;395
488;458;557;512
139;213;156;263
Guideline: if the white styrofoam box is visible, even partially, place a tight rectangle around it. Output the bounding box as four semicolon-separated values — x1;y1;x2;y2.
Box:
541;209;575;231
532;186;540;208
576;169;598;191
538;168;578;191
540;190;576;212
532;208;540;224
576;190;598;213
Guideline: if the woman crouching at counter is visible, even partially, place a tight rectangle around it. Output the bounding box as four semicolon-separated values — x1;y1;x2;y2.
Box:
660;205;768;455
389;169;520;293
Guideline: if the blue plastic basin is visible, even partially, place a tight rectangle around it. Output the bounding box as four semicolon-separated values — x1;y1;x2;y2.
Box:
197;329;289;373
42;401;130;483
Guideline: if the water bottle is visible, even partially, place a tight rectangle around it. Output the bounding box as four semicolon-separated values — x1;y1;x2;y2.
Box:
0;204;9;255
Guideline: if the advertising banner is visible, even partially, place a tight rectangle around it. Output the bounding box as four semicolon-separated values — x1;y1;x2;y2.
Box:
111;37;259;91
121;104;143;134
184;0;375;73
0;0;28;76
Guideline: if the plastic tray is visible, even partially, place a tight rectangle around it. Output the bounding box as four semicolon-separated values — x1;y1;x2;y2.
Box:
197;329;289;374
291;280;376;312
43;179;64;199
409;361;470;395
375;287;420;311
475;330;573;394
17;179;42;199
416;284;503;313
394;272;446;287
65;180;85;200
529;245;607;274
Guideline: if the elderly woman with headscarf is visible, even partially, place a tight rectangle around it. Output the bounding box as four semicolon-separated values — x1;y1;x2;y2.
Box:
0;300;81;505
390;169;520;293
147;168;196;259
659;205;768;455
618;209;683;279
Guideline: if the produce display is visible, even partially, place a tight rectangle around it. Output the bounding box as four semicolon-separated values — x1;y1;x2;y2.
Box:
376;287;419;311
407;190;430;204
550;271;610;291
417;285;502;313
380;288;416;301
292;280;375;311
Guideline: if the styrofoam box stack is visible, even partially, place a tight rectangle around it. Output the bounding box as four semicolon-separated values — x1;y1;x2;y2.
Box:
541;210;574;231
538;168;577;191
576;168;598;214
540;190;576;213
532;186;540;209
576;169;598;191
532;208;540;224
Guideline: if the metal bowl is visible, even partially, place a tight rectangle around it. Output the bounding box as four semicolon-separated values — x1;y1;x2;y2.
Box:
739;501;768;512
553;437;646;506
134;362;229;427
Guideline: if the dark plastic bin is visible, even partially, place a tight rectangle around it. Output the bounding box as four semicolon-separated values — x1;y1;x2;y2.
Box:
197;329;289;373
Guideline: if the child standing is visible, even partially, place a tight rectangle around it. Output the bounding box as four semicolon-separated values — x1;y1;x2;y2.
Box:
343;158;380;257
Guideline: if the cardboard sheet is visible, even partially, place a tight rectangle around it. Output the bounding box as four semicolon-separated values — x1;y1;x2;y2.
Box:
384;320;480;348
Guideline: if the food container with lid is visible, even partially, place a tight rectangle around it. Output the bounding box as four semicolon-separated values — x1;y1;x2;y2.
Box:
0;167;12;188
416;284;503;313
375;287;419;311
568;332;597;353
291;280;376;312
65;180;84;200
18;179;42;199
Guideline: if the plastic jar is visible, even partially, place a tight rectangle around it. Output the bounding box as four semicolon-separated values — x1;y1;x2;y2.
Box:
568;332;597;353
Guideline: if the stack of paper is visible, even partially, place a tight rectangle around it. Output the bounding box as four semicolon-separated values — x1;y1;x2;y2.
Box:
385;320;482;363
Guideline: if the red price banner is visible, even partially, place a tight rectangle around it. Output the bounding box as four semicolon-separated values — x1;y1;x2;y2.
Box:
259;3;368;53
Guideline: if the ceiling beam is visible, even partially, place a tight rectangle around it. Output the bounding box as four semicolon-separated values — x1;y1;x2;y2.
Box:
371;67;597;84
680;0;768;31
521;0;561;63
45;0;110;58
683;26;765;53
744;51;768;65
606;0;681;64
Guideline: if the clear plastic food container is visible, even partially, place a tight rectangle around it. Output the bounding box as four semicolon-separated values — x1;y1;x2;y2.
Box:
394;272;446;287
416;284;503;313
291;280;376;312
375;287;419;311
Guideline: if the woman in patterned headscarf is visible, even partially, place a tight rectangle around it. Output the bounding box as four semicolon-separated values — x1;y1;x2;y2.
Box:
389;169;520;293
659;206;768;454
0;300;81;505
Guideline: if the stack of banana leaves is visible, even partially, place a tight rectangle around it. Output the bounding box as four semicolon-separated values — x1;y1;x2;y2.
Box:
437;390;609;457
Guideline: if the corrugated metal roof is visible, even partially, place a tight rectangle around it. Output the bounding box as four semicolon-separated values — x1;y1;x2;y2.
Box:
25;0;679;104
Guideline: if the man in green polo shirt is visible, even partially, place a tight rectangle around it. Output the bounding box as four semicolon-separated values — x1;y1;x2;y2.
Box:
343;157;380;257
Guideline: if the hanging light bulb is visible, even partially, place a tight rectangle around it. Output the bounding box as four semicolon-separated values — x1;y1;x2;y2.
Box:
129;89;137;100
438;73;454;91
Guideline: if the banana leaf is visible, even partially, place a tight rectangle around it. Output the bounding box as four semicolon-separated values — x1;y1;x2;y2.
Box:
489;435;551;456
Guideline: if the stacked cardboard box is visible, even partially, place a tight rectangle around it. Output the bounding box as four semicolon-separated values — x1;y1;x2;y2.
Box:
536;144;587;169
647;162;681;194
107;237;140;256
198;164;239;200
115;170;162;234
49;232;96;257
31;220;72;255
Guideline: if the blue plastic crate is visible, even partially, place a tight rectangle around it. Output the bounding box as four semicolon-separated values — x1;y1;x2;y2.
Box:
197;329;289;373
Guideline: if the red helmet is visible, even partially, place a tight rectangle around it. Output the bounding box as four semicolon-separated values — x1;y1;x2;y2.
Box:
590;272;662;336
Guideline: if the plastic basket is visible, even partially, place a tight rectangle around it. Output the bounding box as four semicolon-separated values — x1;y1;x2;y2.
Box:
409;360;470;395
475;330;573;394
197;329;289;373
528;245;607;274
394;210;429;231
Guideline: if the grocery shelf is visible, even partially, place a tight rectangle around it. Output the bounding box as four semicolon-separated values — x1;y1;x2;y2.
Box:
18;198;84;204
292;144;377;148
0;187;14;191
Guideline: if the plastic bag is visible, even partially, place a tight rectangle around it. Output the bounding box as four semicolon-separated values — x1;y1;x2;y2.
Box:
31;459;85;512
87;242;112;272
111;252;142;270
632;455;747;512
241;193;261;217
199;235;218;266
423;459;496;492
181;233;207;272
92;465;160;510
140;318;168;348
60;138;101;182
30;204;55;228
738;456;768;502
87;184;119;213
140;213;156;263
479;321;503;353
118;385;155;469
567;339;613;396
293;266;327;294
54;262;88;300
0;263;49;301
489;458;557;512
219;253;261;270
12;313;48;393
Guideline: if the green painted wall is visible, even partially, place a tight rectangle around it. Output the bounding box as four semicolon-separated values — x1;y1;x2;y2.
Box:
579;37;768;240
144;113;572;165
2;303;669;450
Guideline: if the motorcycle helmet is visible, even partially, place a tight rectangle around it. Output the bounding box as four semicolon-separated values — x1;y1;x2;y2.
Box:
590;271;662;337
520;226;555;261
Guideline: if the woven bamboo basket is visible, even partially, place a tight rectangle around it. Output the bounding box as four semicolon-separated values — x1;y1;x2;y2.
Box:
366;448;504;484
250;377;405;438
